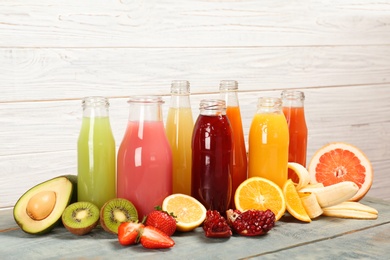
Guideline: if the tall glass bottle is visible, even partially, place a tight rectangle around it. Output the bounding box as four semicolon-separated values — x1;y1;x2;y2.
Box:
77;96;116;209
248;97;289;188
281;90;308;182
166;80;194;196
117;96;172;220
219;80;247;209
191;99;232;214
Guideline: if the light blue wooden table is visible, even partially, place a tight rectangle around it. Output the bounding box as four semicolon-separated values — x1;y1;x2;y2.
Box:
1;197;389;259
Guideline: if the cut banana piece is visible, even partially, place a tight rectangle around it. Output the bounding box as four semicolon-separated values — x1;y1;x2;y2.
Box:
287;162;311;190
299;192;323;219
299;181;359;208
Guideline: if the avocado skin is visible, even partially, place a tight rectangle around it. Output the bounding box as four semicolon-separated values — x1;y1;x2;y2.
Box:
13;175;75;235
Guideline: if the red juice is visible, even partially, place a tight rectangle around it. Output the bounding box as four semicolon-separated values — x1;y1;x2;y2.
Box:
191;100;232;214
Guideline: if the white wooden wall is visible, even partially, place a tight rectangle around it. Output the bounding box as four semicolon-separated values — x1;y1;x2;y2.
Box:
1;0;389;209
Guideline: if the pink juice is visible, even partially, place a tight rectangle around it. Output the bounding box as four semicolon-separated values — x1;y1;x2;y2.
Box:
117;120;172;220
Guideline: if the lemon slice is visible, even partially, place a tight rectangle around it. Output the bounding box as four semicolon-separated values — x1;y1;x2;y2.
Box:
162;193;206;232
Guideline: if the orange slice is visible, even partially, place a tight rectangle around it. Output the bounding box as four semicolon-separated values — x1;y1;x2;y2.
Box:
283;179;311;222
234;177;286;221
162;193;206;232
308;142;373;201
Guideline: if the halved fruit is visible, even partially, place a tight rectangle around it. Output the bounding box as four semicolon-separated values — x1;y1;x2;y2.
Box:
234;177;286;221
162;193;207;232
13;176;74;235
308;142;373;201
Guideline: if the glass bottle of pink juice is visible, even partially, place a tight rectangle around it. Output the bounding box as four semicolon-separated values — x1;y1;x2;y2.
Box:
117;96;172;220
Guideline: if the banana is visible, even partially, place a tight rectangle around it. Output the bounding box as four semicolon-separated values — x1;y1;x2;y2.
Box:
322;201;378;219
299;181;359;208
299;192;323;219
302;183;324;189
287;162;311;190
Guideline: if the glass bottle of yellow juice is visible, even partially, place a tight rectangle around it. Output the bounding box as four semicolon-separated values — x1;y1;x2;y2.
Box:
77;97;116;209
166;80;194;195
248;97;289;188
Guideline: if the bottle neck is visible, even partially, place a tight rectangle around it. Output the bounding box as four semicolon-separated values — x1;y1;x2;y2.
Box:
219;80;239;107
170;80;191;109
281;90;305;108
127;96;164;122
199;99;227;116
82;96;110;118
256;97;283;114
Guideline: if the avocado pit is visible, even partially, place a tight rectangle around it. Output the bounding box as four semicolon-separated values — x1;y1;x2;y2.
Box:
26;191;57;220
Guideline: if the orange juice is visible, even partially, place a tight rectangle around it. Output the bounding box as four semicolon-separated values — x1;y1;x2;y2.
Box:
248;97;289;188
219;80;247;209
166;107;193;195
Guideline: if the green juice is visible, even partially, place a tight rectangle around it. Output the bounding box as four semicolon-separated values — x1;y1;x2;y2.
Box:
77;116;116;209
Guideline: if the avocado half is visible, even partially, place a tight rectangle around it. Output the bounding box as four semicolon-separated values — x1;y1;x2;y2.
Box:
13;175;76;235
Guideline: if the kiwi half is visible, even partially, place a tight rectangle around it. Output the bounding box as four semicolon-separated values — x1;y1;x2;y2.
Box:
62;201;99;235
100;198;138;234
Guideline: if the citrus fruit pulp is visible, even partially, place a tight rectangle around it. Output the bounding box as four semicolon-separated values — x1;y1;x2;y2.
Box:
162;193;206;232
308;142;373;201
283;179;311;222
234;177;286;221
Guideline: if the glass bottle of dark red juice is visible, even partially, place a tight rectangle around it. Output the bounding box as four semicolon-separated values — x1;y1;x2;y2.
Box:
191;99;232;214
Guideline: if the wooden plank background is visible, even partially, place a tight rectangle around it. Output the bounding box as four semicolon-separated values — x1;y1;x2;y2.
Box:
1;0;389;209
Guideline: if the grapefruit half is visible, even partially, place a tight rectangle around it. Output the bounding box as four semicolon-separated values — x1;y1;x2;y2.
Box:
308;142;373;202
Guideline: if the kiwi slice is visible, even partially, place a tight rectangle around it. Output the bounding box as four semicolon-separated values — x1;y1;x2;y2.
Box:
62;201;99;235
100;198;138;234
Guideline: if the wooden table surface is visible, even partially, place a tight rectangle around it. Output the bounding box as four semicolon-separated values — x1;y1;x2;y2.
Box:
1;197;389;259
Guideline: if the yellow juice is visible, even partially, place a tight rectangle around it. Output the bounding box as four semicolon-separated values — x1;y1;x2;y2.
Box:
166;107;193;195
248;113;289;188
78;116;116;209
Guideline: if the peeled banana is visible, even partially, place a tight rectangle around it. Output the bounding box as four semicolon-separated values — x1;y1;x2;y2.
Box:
299;181;359;208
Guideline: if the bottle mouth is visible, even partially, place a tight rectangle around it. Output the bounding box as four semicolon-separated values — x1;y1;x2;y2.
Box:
171;80;190;94
281;90;305;100
127;95;164;104
257;97;282;108
199;99;226;110
219;80;238;91
82;96;109;107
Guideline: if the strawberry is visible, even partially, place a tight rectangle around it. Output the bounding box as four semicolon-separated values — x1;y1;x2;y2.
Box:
140;226;175;249
117;221;144;246
145;206;177;236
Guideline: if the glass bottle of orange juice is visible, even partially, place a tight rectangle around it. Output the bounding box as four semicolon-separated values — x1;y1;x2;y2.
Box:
281;90;308;182
219;80;247;208
166;80;194;195
77;96;116;209
117;96;172;220
248;97;289;188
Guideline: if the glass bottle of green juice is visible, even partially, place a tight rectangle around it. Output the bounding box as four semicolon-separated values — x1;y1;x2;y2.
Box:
77;96;116;209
